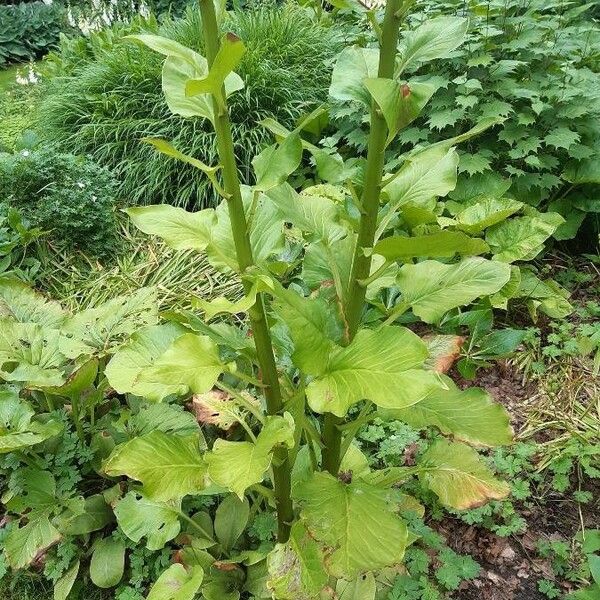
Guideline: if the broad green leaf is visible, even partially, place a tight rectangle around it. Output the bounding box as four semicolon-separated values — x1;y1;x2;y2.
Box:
271;285;340;375
114;492;181;550
266;183;348;244
486;213;564;263
128;403;200;437
564;159;600;184
136;333;223;400
266;521;328;600
127;34;243;121
193;275;272;321
147;564;204;600
397;17;469;73
565;585;600;600
142;138;224;196
306;327;442;417
206;415;294;498
186;33;245;100
45;359;98;399
295;472;409;579
204;189;285;272
329;46;379;106
515;270;573;319
214;495;250;552
126;34;200;62
126;205;215;251
90;538;125;588
253;133;303;192
379;146;459;238
373;231;488;262
364;78;437;145
54;560;79;600
396;257;511;323
0;321;91;388
336;573;376;600
0;391;62;453
454;197;524;234
104;431;207;501
302;235;354;302
63;287;158;351
4;468;56;514
419;440;510;509
381;376;513;447
0;277;66;327
104;323;187;401
4;510;61;569
59;494;114;536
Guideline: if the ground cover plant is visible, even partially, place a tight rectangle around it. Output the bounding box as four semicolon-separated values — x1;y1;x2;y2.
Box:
38;2;344;207
0;1;598;599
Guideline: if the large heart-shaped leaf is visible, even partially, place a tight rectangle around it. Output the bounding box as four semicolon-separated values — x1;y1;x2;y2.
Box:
306;327;441;417
147;564;205;600
0;321;91;388
294;472;409;579
486;213;564;263
104;323;187;401
253;133;303;192
0;277;66;327
374;231;489;262
267;521;328;600
418;439;510;509
396;257;511;323
136;333;223;401
63;287;158;352
0;391;62;453
4;510;61;569
114;491;181;550
381;376;513;447
453;197;524;234
329;46;379;106
379;146;459;238
397;17;468;73
206;415;294;499
126;205;216;251
104;431;207;501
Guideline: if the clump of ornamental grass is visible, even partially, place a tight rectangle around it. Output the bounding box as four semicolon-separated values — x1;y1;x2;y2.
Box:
38;2;344;207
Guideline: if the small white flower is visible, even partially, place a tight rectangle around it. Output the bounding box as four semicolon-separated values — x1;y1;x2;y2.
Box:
77;182;86;188
21;150;30;157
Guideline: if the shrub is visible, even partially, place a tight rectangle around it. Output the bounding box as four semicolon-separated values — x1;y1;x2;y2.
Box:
38;3;344;207
331;0;600;246
0;1;71;67
0;149;120;257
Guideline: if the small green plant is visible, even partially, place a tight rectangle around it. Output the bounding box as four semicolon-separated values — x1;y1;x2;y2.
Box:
0;149;120;258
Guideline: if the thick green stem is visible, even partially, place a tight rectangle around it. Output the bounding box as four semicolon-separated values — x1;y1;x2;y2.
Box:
198;0;293;543
321;0;403;476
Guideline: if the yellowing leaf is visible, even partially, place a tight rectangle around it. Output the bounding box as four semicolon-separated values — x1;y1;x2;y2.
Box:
104;431;207;501
419;440;510;509
306;327;441;417
396;257;511;323
147;564;204;600
136;333;223;401
381;376;513;447
295;472;409;579
206;415;294;498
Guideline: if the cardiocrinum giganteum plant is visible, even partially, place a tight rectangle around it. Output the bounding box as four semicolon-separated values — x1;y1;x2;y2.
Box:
102;1;524;597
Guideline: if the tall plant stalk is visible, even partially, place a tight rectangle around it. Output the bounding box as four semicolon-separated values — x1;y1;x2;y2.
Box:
321;0;403;475
198;0;293;543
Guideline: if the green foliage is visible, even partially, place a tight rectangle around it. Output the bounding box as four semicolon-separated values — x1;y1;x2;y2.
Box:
0;2;71;66
0;149;120;258
0;80;42;153
38;4;344;207
331;0;600;243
